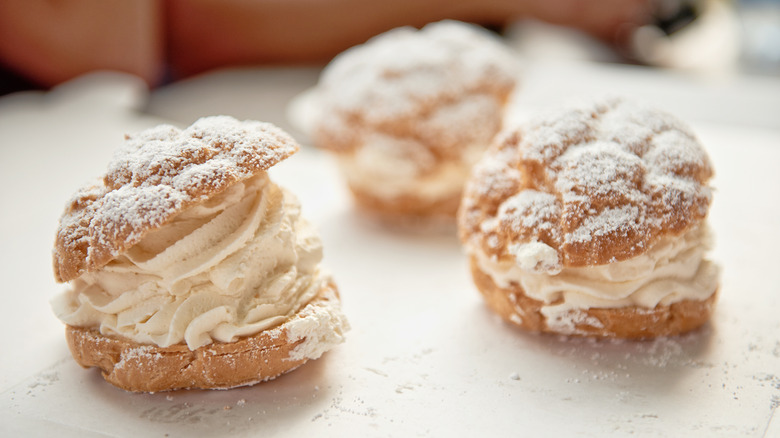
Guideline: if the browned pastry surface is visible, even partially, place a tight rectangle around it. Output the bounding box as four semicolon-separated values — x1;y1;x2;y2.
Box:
311;22;517;158
458;97;714;269
349;184;463;220
53;116;299;282
66;282;341;393
313;87;510;160
470;257;717;339
308;21;519;220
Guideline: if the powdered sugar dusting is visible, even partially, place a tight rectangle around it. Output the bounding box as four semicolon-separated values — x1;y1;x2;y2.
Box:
312;19;521;176
523;106;595;163
114;345;164;370
54;116;299;282
566;205;641;244
459;96;714;267
554;141;646;205
498;190;561;234
318;20;520;124
471;144;522;201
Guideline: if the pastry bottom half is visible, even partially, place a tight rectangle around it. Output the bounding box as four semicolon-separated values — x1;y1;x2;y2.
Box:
66;282;342;392
469;257;717;339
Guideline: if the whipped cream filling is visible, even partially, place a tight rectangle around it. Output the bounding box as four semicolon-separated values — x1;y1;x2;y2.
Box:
338;152;471;201
337;134;486;201
52;173;336;350
472;225;719;329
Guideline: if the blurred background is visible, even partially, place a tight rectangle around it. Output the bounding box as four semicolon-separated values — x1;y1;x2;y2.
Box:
0;0;778;96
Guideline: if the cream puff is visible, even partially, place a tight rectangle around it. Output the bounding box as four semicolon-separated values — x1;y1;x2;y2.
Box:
458;97;719;338
308;20;520;222
51;116;349;392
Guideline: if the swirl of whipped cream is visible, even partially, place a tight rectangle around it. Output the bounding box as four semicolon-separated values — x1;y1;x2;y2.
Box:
472;225;719;323
52;173;326;350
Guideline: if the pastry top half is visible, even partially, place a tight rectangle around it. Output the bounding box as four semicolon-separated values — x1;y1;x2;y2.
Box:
459;96;715;271
313;20;519;154
51;116;347;355
54;116;299;283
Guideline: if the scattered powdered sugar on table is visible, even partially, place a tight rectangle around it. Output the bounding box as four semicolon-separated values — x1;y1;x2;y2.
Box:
636;337;686;368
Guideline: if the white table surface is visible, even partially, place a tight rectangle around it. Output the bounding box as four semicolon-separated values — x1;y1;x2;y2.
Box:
0;61;779;437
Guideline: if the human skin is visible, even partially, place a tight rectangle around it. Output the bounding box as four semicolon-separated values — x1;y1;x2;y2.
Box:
0;0;163;87
167;0;652;76
0;0;652;87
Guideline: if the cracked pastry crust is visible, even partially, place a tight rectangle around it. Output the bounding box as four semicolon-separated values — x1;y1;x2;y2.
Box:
459;97;714;268
65;283;342;393
458;97;719;337
310;20;519;220
53;116;299;283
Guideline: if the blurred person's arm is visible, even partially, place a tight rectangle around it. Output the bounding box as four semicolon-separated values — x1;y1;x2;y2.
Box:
0;0;651;88
167;0;652;77
0;0;163;88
